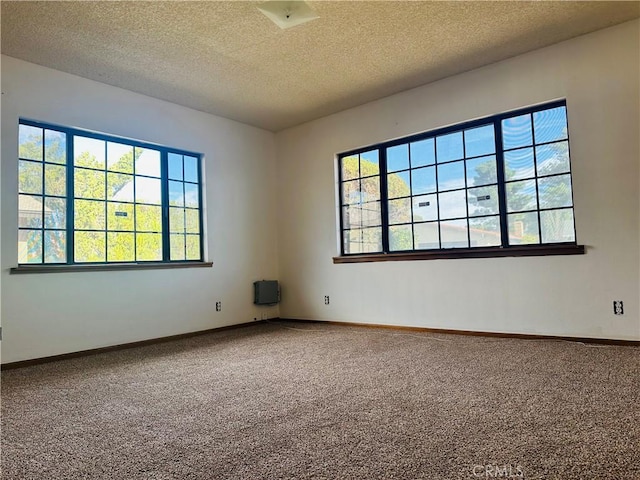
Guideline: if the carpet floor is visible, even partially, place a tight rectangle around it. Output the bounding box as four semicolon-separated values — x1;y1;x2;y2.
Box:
1;320;639;479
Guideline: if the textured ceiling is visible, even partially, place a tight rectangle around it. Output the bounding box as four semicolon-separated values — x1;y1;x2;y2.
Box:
2;1;639;131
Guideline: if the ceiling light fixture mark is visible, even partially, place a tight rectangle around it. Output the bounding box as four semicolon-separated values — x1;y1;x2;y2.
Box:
257;1;319;30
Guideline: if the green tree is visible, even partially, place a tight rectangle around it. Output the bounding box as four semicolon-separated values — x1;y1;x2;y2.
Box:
19;130;166;263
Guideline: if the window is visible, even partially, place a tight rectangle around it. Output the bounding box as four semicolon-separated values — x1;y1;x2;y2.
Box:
18;120;203;265
338;101;580;259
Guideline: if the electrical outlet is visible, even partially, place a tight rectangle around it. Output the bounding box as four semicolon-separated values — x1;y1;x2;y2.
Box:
216;301;221;312
613;301;623;315
324;295;330;305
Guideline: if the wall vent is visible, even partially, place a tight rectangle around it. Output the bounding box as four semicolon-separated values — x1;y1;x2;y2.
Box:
254;280;280;305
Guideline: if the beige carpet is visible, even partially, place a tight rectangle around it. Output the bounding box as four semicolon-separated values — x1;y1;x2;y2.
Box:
2;320;639;479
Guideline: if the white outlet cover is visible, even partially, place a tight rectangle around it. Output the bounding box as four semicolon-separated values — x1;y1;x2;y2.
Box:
258;1;319;30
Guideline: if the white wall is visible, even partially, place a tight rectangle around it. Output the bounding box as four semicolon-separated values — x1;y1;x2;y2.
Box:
1;56;280;363
275;20;640;340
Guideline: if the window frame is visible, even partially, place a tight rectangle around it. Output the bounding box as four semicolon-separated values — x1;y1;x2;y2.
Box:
15;119;207;270
335;100;584;262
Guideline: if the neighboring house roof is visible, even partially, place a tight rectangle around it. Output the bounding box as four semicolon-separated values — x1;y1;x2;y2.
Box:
18;192;52;214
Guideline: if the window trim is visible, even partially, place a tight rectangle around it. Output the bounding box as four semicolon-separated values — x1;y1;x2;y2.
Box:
336;100;583;260
10;261;213;274
333;244;584;264
17;118;206;267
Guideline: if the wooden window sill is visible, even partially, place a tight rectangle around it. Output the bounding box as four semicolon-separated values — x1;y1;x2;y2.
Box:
10;261;213;274
333;244;585;263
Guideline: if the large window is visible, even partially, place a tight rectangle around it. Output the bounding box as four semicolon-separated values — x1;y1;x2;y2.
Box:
18;120;203;265
338;101;579;258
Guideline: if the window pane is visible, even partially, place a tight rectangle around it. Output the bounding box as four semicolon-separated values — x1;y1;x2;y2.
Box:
107;202;134;231
469;216;501;247
437;161;465;191
136;205;162;232
387;144;409;172
169;180;184;207
504;148;534;181
341;155;358;181
362;227;382;253
387;171;410;199
343;228;381;254
19;125;43;161
342;205;360;230
342;180;361;205
410;139;435;167
168;153;183;180
533;106;567;144
438;190;467;219
19;194;43;228
135;177;161;205
107;232;135;262
540;209;575;243
506;180;537;213
184;183;200;208
44;197;66;229
388;197;411;225
184;156;199;183
360;150;379;175
502;114;532;150
135;149;161;177
536;142;570;176
508;212;539;245
75;168;105;200
466;155;497;187
45;164;66;197
414;222;439;250
19;160;43;194
411;166;436;195
170;207;185;233
75;231;106;262
436;132;463;163
44;231;66;263
538;175;572;209
361;202;381;227
361;176;380;202
170;234;186;260
74;137;105;169
107;173;134;201
468;186;499;217
136;233;162;261
464;125;495;158
389;224;413;251
18;229;42;263
441;219;469;248
185;209;200;234
343;203;381;229
186;235;201;260
44;130;66;164
106;142;134;173
412;194;438;222
74;199;105;230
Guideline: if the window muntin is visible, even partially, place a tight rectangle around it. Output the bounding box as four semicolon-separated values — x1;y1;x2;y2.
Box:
18;125;67;263
340;150;382;254
18;120;203;265
502;106;575;245
338;102;576;256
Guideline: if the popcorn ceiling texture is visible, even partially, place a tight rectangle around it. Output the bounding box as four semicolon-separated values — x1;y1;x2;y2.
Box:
2;321;639;479
1;1;639;131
